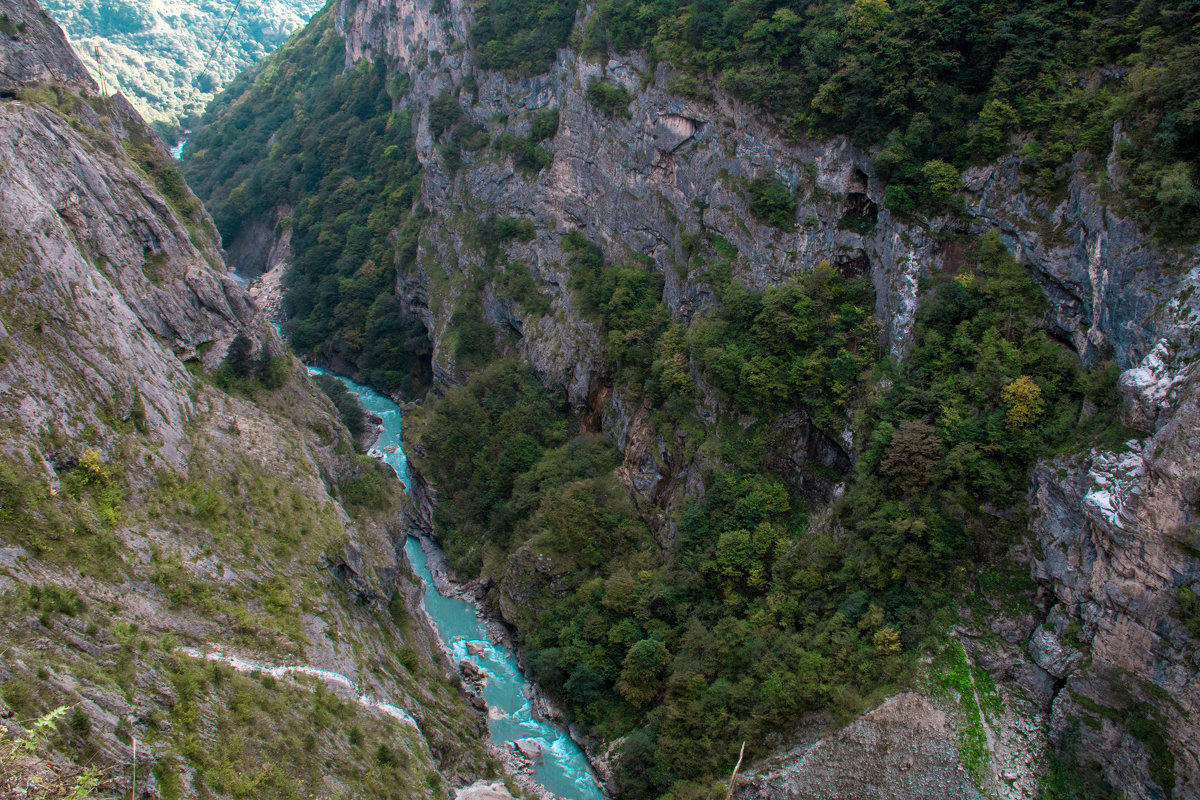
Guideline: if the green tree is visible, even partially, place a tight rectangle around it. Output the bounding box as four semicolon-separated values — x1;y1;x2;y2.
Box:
880;419;941;494
921;160;960;205
225;333;256;378
617;639;670;707
747;176;797;229
1158;163;1198;209
585;80;633;118
974;99;1018;159
428;91;461;138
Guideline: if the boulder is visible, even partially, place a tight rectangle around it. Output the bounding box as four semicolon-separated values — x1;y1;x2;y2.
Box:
512;738;542;760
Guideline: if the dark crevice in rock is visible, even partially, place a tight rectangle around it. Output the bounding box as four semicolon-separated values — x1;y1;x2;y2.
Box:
580;371;611;434
1040;323;1083;355
1049;675;1068;707
834;251;871;279
845;192;878;222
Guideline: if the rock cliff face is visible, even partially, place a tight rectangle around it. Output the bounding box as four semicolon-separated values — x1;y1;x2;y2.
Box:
737;694;983;800
1025;368;1200;798
0;1;496;795
203;0;1200;796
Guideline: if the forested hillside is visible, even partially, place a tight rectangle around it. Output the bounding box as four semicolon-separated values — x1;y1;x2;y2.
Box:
39;0;324;132
183;10;432;398
183;0;1200;797
476;0;1200;240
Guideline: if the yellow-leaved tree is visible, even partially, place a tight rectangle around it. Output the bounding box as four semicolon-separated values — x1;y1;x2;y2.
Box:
1001;375;1045;434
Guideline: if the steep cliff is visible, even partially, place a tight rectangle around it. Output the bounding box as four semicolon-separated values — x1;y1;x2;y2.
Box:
0;1;500;796
184;0;1200;797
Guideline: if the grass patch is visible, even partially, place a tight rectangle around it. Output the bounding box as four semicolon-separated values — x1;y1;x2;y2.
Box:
936;639;992;787
161;655;433;800
340;457;398;515
0;449;125;576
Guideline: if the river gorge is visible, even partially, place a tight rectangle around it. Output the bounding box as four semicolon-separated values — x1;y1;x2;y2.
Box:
313;367;604;800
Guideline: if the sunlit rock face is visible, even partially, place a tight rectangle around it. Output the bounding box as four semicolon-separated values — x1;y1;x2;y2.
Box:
0;3;496;796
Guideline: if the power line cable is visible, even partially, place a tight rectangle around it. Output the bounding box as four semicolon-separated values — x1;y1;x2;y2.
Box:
183;0;245;112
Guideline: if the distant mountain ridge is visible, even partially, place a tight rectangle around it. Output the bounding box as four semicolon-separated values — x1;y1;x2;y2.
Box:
40;0;325;132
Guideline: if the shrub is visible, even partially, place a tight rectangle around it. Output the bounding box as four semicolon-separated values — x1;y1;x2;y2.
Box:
314;374;367;440
529;108;560;141
213;334;288;394
921;160;961;205
1001;375;1045;434
585;80;633;118
499;262;552;316
0;706;100;798
494;131;554;173
340;458;392;512
469;215;536;266
747;176;797;230
428;91;461;138
1177;587;1200;639
880;419;942;494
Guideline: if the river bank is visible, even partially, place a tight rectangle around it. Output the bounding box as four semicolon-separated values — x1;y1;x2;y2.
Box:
403;535;607;800
406;534;615;783
306;366;606;799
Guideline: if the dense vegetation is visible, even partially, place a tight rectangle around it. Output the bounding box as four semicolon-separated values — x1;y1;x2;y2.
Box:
313;373;368;439
41;0;324;131
182;10;432;399
178;0;1179;794
585;79;634;118
407;227;1126;799
747;176;798;229
691;260;878;430
583;0;1199;240
566;232;669;388
470;0;579;73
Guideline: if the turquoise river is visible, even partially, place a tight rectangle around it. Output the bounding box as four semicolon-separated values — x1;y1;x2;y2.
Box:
308;366;605;800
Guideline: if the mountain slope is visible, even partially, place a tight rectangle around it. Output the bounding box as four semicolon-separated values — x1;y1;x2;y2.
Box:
184;0;1200;798
0;1;500;796
38;0;325;132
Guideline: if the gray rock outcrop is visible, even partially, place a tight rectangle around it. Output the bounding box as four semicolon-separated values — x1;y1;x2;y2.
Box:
736;694;984;800
0;0;95;94
513;738;543;760
1026;365;1200;797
